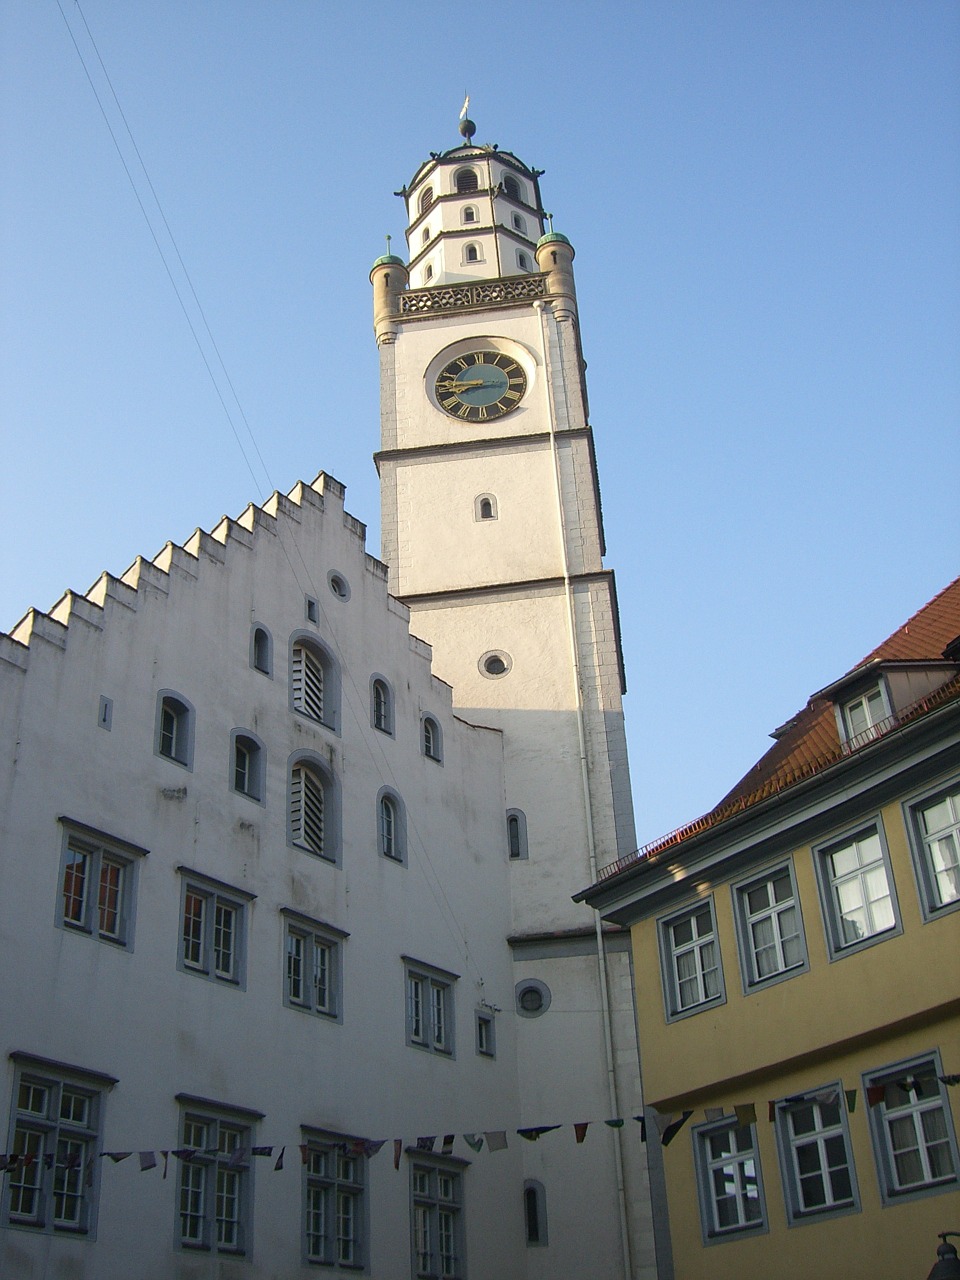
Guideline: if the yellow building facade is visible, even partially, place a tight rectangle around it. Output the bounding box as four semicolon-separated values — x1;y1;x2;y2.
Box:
582;578;960;1279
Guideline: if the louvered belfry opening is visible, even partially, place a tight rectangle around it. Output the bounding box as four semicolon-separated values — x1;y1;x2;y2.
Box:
292;644;324;722
291;764;325;856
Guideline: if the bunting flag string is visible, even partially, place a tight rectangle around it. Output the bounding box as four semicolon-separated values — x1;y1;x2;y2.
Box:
1;1071;956;1176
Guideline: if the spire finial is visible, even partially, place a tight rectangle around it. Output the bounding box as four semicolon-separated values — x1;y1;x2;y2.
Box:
546;212;555;233
458;93;476;142
385;233;392;254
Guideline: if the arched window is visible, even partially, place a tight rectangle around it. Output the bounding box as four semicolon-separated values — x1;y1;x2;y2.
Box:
422;226;430;245
512;213;527;235
475;493;498;522
524;1181;548;1246
251;624;272;675
424;264;433;282
156;691;195;769
231;731;264;802
377;788;406;864
517;251;532;272
455;168;479;193
419;186;433;215
464;244;480;264
507;809;528;859
503;174;522;201
422;716;442;763
461;205;477;225
371;676;393;734
289;756;339;863
290;635;339;731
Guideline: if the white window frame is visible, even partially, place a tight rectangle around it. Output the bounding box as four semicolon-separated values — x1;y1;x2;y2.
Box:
814;822;901;959
732;861;808;990
904;777;960;921
422;716;443;763
371;675;394;735
155;690;195;769
693;1117;766;1243
177;870;252;988
56;819;146;949
775;1087;859;1223
378;789;406;864
176;1097;260;1256
838;681;891;750
301;1130;368;1269
475;1010;496;1058
658;898;725;1021
405;959;457;1057
410;1157;465;1279
460;205;478;225
864;1053;958;1204
282;910;346;1021
230;729;265;804
3;1054;115;1239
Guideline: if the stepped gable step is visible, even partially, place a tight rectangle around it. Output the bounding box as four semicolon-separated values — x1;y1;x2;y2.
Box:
10;608;68;650
121;556;170;595
210;514;255;549
152;541;199;579
183;528;225;564
236;502;278;536
262;490;303;524
49;591;105;631
85;572;138;611
0;633;29;670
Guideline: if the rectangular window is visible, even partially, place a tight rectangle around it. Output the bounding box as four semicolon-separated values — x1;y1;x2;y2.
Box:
659;899;724;1019
694;1119;765;1240
734;863;807;988
282;912;345;1020
776;1089;858;1222
405;960;457;1055
4;1057;113;1237
177;871;251;987
57;821;145;948
475;1012;495;1058
176;1101;256;1254
303;1133;366;1268
906;780;960;919
865;1055;958;1203
411;1159;464;1279
815;824;900;958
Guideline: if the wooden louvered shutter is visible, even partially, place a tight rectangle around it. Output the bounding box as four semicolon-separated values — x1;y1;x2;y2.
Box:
291;765;325;856
292;644;324;722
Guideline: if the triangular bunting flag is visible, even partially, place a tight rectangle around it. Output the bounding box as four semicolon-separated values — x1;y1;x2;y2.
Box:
604;1119;625;1129
704;1107;724;1122
393;1140;402;1170
733;1104;756;1127
441;1135;455;1155
274;1146;285;1171
462;1134;484;1153
661;1111;694;1147
845;1089;857;1114
574;1123;589;1144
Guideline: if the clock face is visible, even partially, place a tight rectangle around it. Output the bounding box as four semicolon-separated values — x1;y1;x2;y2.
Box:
435;350;527;422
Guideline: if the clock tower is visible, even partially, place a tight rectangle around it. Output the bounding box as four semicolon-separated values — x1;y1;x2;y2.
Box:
371;117;657;1279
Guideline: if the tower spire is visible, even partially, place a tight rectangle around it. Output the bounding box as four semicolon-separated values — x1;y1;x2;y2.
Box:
458;93;476;142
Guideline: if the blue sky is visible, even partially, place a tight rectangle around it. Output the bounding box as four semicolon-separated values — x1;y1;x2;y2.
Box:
2;1;958;846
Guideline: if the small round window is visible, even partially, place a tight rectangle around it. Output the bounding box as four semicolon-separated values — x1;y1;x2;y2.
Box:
516;980;551;1018
328;572;351;601
480;650;512;679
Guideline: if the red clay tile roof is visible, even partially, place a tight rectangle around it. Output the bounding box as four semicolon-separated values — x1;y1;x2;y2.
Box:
718;575;960;806
595;576;960;885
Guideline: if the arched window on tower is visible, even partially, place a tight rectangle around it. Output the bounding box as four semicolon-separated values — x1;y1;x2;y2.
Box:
517;251;532;272
455;168;479;193
461;205;477;225
424;264;433;283
419;186;434;215
463;243;482;265
512;213;527;235
475;494;498;522
422;226;430;245
503;174;522;201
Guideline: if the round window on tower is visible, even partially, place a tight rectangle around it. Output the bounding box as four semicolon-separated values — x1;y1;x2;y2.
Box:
516;980;551;1018
328;572;351;602
480;650;512;679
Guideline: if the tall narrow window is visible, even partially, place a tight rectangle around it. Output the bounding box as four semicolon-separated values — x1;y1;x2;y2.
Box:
231;731;263;802
380;795;396;858
303;1133;366;1267
523;1181;547;1245
156;691;194;768
419;187;433;215
290;635;339;730
506;809;528;860
177;1102;256;1255
251;625;271;675
411;1161;464;1279
405;960;457;1055
422;716;442;762
291;763;326;857
371;677;393;734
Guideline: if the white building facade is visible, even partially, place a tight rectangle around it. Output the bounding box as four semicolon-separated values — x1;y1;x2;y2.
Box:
0;124;660;1279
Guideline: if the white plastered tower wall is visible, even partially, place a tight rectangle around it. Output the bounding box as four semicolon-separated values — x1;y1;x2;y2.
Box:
373;129;656;1279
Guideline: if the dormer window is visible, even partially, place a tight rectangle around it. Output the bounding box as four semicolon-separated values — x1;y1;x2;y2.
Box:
841;685;888;747
455;168;479;193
